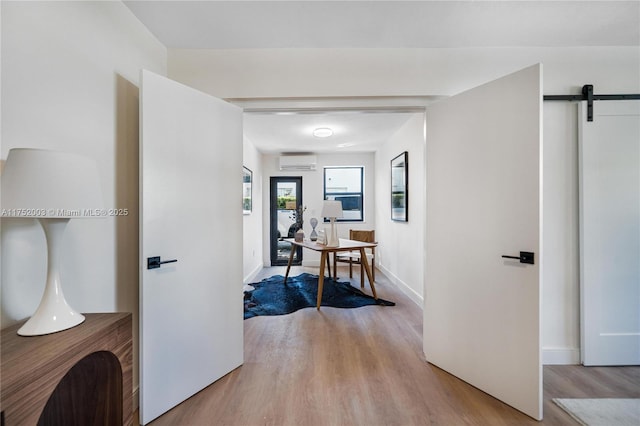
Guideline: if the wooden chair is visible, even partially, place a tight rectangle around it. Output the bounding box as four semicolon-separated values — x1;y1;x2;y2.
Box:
333;230;376;288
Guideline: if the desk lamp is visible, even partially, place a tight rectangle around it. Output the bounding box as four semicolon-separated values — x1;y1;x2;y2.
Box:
321;200;343;247
2;148;104;336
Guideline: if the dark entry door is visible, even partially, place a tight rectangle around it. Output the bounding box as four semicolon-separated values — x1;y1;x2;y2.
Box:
270;177;303;266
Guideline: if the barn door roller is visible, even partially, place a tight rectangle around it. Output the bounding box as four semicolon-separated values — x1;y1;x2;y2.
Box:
544;84;640;122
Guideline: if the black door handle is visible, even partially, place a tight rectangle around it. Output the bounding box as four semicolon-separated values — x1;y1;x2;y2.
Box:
502;251;535;265
147;256;178;270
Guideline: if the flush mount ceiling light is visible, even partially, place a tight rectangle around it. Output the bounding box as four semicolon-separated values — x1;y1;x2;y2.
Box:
313;127;333;138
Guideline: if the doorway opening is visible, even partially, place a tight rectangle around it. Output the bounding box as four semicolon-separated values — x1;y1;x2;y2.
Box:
270;176;303;266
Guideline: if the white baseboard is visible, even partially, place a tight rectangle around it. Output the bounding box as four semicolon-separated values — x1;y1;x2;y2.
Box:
543;347;581;365
243;262;263;284
377;264;423;309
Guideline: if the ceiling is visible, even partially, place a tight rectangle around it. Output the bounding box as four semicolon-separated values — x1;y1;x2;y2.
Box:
243;110;423;153
124;1;640;153
125;1;639;49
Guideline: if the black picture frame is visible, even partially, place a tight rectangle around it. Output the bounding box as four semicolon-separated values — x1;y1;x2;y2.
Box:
243;166;252;214
391;152;408;222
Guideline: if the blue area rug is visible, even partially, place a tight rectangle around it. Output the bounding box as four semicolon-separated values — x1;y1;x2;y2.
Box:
244;273;395;319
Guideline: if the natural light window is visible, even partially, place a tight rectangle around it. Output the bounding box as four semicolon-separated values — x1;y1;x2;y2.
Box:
323;166;364;222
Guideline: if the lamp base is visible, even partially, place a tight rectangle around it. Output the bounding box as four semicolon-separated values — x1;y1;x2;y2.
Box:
17;308;85;336
17;218;85;336
326;218;340;247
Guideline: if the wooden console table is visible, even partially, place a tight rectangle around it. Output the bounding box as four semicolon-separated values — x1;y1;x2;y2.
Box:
1;313;132;425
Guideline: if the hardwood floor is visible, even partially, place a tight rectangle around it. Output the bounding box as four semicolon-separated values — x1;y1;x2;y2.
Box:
141;266;640;425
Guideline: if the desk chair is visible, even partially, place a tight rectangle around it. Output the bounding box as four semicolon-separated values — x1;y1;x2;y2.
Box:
333;230;376;288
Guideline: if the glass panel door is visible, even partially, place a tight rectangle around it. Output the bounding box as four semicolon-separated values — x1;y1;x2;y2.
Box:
270;177;303;265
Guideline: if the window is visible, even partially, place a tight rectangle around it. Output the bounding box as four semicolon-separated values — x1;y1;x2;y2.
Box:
323;166;364;222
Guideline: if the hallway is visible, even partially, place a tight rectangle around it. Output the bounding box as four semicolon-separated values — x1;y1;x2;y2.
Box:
144;266;640;425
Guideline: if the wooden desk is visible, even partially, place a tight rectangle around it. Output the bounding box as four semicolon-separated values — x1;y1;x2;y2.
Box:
283;238;378;309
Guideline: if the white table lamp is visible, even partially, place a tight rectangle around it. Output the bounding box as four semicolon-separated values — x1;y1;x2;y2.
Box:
321;200;343;247
2;148;104;336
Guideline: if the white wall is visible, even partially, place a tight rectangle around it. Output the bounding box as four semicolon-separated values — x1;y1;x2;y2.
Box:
169;46;640;364
169;47;638;98
1;0;166;392
375;114;425;306
243;135;264;283
260;152;375;268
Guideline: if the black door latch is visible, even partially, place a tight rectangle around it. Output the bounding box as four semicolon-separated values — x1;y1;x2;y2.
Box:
147;256;178;270
501;251;535;265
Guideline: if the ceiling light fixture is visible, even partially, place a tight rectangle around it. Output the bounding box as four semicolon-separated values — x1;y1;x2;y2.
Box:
313;127;333;138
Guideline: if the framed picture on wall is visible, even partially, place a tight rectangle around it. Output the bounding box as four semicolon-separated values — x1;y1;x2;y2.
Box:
243;166;252;214
391;151;408;222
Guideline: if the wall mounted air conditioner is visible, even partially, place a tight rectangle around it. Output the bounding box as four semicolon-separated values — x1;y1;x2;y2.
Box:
279;155;317;171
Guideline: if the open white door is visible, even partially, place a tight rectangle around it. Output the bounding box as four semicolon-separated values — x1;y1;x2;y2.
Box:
424;64;542;420
139;70;244;424
580;100;640;366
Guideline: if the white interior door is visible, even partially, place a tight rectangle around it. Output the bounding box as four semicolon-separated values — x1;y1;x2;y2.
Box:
579;100;640;366
139;70;244;424
424;64;542;420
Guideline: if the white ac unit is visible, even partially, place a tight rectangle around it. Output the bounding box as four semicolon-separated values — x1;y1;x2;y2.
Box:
279;155;317;171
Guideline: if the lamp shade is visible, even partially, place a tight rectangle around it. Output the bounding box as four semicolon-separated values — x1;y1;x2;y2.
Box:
321;200;343;218
2;148;103;217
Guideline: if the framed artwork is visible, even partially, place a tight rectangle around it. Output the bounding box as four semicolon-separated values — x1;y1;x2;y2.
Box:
243;166;252;214
391;151;408;222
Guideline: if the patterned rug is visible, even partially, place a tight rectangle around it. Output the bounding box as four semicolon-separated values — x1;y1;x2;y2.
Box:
244;273;395;319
